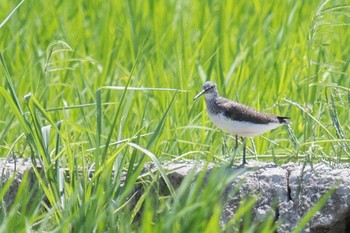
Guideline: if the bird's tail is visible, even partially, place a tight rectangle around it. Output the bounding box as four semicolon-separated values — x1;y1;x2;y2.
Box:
277;116;291;124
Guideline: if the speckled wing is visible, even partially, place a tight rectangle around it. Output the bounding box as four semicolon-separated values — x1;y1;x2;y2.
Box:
216;97;290;125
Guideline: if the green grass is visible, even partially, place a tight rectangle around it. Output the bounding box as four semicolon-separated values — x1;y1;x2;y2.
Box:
0;0;349;232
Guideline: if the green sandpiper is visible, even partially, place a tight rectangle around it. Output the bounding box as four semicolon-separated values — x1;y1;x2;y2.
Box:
194;81;290;165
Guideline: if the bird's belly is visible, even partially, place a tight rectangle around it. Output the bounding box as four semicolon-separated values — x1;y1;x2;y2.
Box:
208;112;282;137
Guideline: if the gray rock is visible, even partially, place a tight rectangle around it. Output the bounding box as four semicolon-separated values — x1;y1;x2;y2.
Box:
163;161;350;233
1;158;350;232
0;157;36;209
282;162;350;233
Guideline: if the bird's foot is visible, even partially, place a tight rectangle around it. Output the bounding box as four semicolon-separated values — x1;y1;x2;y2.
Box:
236;160;248;169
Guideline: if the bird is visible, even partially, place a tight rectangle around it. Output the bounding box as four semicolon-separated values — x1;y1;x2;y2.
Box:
194;81;290;166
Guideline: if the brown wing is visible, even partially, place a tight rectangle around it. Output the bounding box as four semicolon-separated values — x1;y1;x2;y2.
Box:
216;97;286;124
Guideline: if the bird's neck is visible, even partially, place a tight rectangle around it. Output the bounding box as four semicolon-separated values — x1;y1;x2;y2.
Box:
205;94;220;114
204;92;218;101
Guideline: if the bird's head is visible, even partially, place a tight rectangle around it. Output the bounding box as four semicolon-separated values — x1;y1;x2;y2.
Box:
194;81;218;100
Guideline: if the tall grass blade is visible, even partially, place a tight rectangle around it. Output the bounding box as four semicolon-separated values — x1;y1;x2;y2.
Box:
291;184;337;233
0;0;25;28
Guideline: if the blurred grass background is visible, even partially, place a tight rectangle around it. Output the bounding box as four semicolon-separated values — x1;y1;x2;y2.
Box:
0;0;349;232
1;0;349;163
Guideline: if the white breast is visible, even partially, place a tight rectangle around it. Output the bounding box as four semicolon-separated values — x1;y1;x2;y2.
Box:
208;112;283;137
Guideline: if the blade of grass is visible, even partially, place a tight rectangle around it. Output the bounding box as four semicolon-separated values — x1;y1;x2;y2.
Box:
128;142;176;200
291;183;338;233
0;0;25;28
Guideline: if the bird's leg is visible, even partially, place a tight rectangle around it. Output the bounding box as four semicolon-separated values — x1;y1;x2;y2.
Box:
241;137;248;165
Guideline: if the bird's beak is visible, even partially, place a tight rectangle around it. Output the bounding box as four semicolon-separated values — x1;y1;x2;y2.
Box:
193;89;206;100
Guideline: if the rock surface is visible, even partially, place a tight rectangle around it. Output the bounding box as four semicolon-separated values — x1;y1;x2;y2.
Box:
0;157;36;209
1;158;350;232
160;161;350;233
